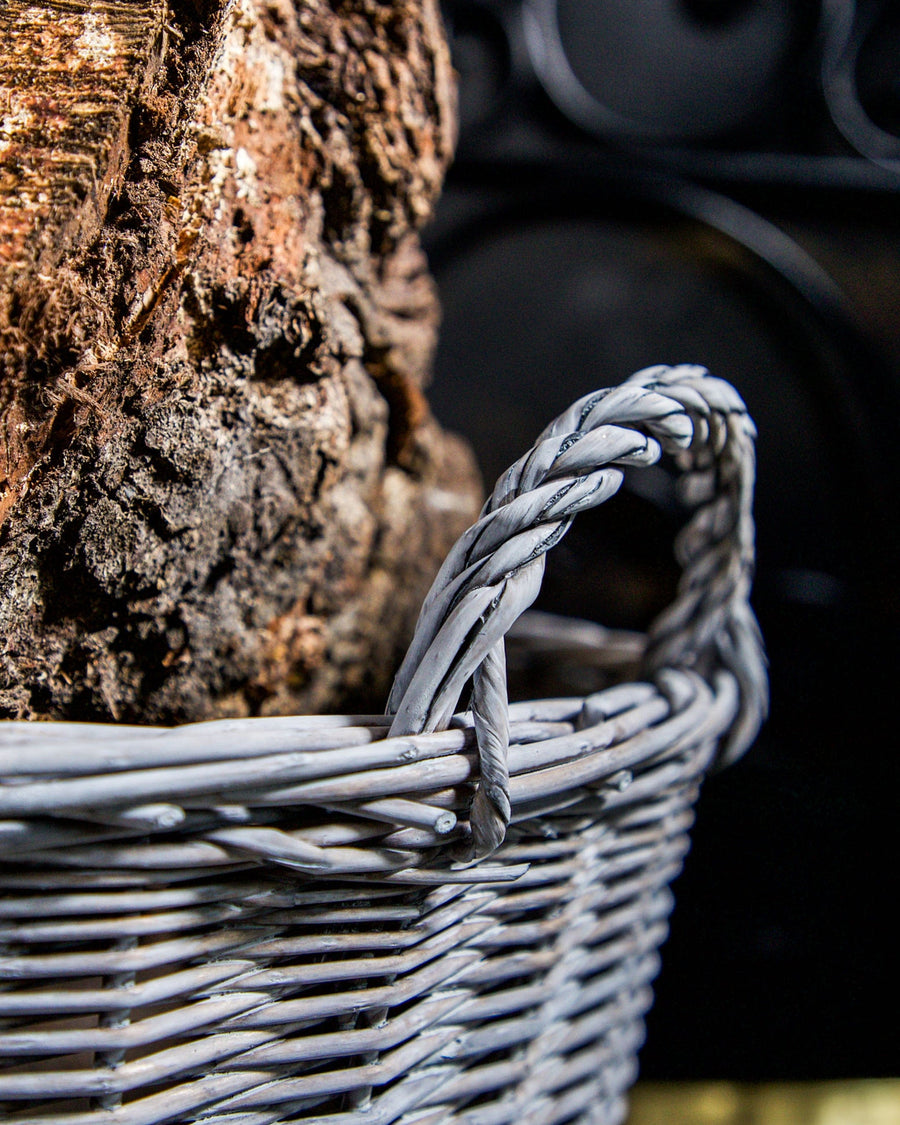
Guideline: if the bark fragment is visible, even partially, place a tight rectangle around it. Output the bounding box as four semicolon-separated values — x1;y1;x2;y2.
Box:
0;0;481;722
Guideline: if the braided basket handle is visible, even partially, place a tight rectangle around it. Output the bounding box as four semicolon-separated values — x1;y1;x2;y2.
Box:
387;366;768;857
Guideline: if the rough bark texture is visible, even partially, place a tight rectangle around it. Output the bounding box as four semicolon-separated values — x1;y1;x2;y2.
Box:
0;0;481;722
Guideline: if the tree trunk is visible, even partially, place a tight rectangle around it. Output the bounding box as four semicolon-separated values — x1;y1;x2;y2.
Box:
0;0;481;722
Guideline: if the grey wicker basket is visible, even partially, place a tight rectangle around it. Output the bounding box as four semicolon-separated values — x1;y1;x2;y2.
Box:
0;365;767;1125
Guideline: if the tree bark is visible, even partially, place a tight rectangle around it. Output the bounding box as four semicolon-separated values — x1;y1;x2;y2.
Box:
0;0;481;722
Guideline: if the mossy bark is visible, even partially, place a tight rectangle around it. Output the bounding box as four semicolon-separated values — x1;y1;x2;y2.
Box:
0;0;481;722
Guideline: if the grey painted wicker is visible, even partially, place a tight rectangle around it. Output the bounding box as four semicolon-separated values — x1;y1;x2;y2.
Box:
0;365;767;1125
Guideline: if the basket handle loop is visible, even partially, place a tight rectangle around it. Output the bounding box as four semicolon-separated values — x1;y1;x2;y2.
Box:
387;365;767;857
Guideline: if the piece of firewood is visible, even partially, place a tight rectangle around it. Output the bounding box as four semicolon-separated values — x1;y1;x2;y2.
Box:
0;0;481;722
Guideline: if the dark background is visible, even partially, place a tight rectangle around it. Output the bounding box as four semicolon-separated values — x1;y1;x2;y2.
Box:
422;0;900;1081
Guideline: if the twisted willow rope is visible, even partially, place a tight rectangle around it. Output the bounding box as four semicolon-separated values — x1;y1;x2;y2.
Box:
388;365;767;856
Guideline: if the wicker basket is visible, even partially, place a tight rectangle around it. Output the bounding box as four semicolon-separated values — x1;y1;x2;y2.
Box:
0;365;767;1125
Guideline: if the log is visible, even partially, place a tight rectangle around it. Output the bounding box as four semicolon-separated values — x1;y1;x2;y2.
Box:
0;0;481;722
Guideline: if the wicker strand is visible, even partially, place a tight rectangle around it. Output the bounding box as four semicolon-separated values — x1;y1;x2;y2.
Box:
470;644;511;858
388;364;767;855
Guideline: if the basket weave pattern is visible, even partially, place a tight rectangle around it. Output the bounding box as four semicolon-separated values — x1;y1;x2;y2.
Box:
0;366;766;1125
